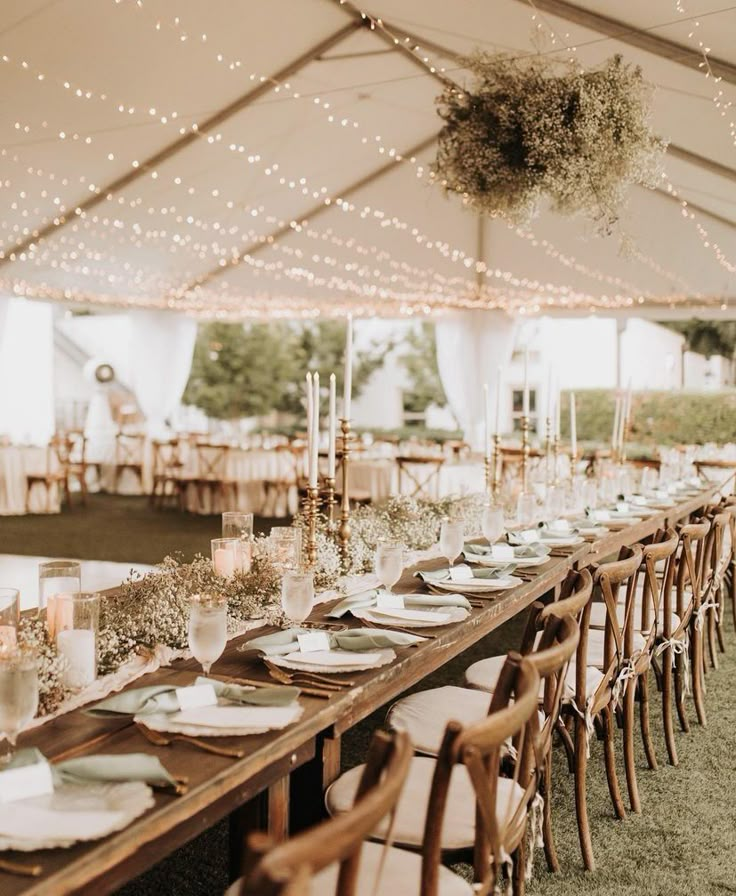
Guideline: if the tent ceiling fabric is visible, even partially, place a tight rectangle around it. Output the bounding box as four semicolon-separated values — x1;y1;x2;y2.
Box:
0;0;733;319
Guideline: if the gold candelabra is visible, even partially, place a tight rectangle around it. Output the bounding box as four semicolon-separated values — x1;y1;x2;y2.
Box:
484;453;491;496
304;485;321;568
552;431;560;487
324;475;336;530
520;414;530;494
338;418;352;563
491;432;501;502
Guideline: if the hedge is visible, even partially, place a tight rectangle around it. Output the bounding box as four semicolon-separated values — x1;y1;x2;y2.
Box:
558;389;736;447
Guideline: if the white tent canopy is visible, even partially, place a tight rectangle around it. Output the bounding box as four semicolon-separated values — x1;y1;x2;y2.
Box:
0;0;734;320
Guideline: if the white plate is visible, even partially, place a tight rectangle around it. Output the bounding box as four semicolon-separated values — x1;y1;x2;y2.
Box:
537;535;585;547
428;576;522;595
577;526;610;538
0;781;153;851
138;703;304;737
268;648;396;674
474;554;548;569
352;606;469;628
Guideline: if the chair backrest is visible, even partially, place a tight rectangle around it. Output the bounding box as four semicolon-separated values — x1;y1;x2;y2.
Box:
195;443;229;479
635;528;679;645
422;655;541;896
151;439;181;477
237;729;412;896
675;518;711;621
67;430;87;465
115;431;145;466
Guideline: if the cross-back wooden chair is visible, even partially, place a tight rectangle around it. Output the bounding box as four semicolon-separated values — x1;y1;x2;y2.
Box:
150;438;186;510
396;454;445;500
700;507;732;672
65;429;93;505
262;443;302;517
720;496;736;634
113;431;145;493
192;442;236;513
26;434;72;512
230;729;413;896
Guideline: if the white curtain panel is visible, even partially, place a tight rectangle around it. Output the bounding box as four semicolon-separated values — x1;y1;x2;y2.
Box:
129;311;197;435
435;310;517;450
0;298;55;445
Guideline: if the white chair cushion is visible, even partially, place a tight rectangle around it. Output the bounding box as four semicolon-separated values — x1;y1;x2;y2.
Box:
588;600;682;635
326;755;525;851
386;686;544;757
585;628;647;668
464;653;603;700
386;686;492;756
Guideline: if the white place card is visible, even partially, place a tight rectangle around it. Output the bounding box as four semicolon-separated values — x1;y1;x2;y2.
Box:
449;565;474;582
548;519;571;533
376;592;405;609
491;544;515;560
518;530;539;544
591;510;611;521
297;631;332;653
655;490;670;501
176;683;218;711
616;502;630;513
0;760;54;804
631;495;648;506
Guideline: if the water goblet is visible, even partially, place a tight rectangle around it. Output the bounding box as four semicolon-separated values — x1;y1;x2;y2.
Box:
0;588;20;650
481;505;504;547
516;492;537;527
0;647;39;764
281;572;315;624
440;520;465;567
374;543;404;594
188;594;227;675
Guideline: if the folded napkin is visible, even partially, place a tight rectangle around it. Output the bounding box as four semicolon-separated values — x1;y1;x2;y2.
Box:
85;679;299;716
7;747;177;790
327;590;470;619
169;704;302;730
506;529;543;547
536;522;579;538
415;565;515;584
243;626;422;656
463;541;549;560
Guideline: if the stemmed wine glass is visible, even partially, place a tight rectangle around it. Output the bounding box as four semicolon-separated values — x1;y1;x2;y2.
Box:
481;506;505;548
188;594;227;676
281;572;315;623
375;544;404;594
0;647;39;764
440;520;465;567
0;588;20;649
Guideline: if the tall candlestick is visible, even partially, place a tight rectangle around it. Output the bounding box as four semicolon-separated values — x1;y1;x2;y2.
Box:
328;372;336;478
555;382;561;440
343;315;353;420
570;392;577;461
310;373;319;488
483;383;490;459
494;366;502;435
522;348;530;418
612;396;621;456
306;372;313;483
547;367;554;424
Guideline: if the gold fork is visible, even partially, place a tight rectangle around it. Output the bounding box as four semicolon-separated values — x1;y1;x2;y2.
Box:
0;858;43;878
136;723;245;759
263;659;355;688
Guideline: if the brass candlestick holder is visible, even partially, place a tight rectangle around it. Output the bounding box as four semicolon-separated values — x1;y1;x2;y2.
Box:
491;432;501;502
520;414;530;495
552;431;560;487
304;485;321;568
544;415;553;488
484;453;491;495
338;418;352;564
324;475;337;530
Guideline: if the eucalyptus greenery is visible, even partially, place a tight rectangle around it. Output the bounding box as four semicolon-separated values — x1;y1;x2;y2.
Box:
434;53;665;232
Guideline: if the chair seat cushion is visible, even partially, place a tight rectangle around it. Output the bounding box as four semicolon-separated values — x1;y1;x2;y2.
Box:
464;654;603;699
585;628;647;667
588;601;682;635
385;686;544;757
326;755;524;851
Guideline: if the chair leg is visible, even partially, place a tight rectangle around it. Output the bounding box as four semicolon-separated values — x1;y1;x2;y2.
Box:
603;704;626;820
542;747;559;872
730;564;736;632
691;624;707;727
716;588;726;654
623;681;641;814
661;644;679;766
639;668;658;771
511;837;526;896
555;718;575;774
707;610;719;670
674;647;690;734
573;712;595;871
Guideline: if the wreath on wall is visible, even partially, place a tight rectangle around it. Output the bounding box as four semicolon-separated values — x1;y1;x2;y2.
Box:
433;53;666;233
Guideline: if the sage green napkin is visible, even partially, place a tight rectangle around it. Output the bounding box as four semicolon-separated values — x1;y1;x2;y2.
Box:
243;626;422;656
7;747;177;789
327;590;471;619
462;541;549;560
415;565;515;584
86;679;299;717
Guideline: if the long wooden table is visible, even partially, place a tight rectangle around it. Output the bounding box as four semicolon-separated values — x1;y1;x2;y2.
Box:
4;482;727;896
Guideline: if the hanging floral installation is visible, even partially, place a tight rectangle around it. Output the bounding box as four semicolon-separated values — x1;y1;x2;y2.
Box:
434;53;666;233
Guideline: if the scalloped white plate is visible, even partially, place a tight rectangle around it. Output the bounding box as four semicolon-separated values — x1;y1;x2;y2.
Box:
352;605;469;628
268;648;396;673
0;781;153;851
138;702;304;737
428;576;522;595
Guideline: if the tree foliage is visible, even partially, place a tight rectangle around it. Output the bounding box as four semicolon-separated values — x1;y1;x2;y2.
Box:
183;321;390;420
399;323;448;413
660;320;736;358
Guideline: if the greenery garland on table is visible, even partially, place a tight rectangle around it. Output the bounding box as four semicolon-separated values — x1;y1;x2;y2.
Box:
434;53;665;233
20;494;485;717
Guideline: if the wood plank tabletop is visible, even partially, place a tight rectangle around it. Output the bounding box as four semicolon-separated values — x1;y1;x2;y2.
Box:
2;481;725;896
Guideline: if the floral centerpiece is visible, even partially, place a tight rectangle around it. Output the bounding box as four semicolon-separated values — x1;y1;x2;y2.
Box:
434;53;665;233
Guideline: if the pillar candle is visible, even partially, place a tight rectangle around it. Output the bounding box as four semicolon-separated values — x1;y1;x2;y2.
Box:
343;315;353;420
214;547;235;577
57;629;96;689
0;625;17;649
328;373;336;478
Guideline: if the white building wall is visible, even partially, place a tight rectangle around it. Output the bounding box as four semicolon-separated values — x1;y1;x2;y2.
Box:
620;319;683;390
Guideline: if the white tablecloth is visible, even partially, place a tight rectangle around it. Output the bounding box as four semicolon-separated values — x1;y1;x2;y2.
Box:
0;446;61;515
350;458;484;503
